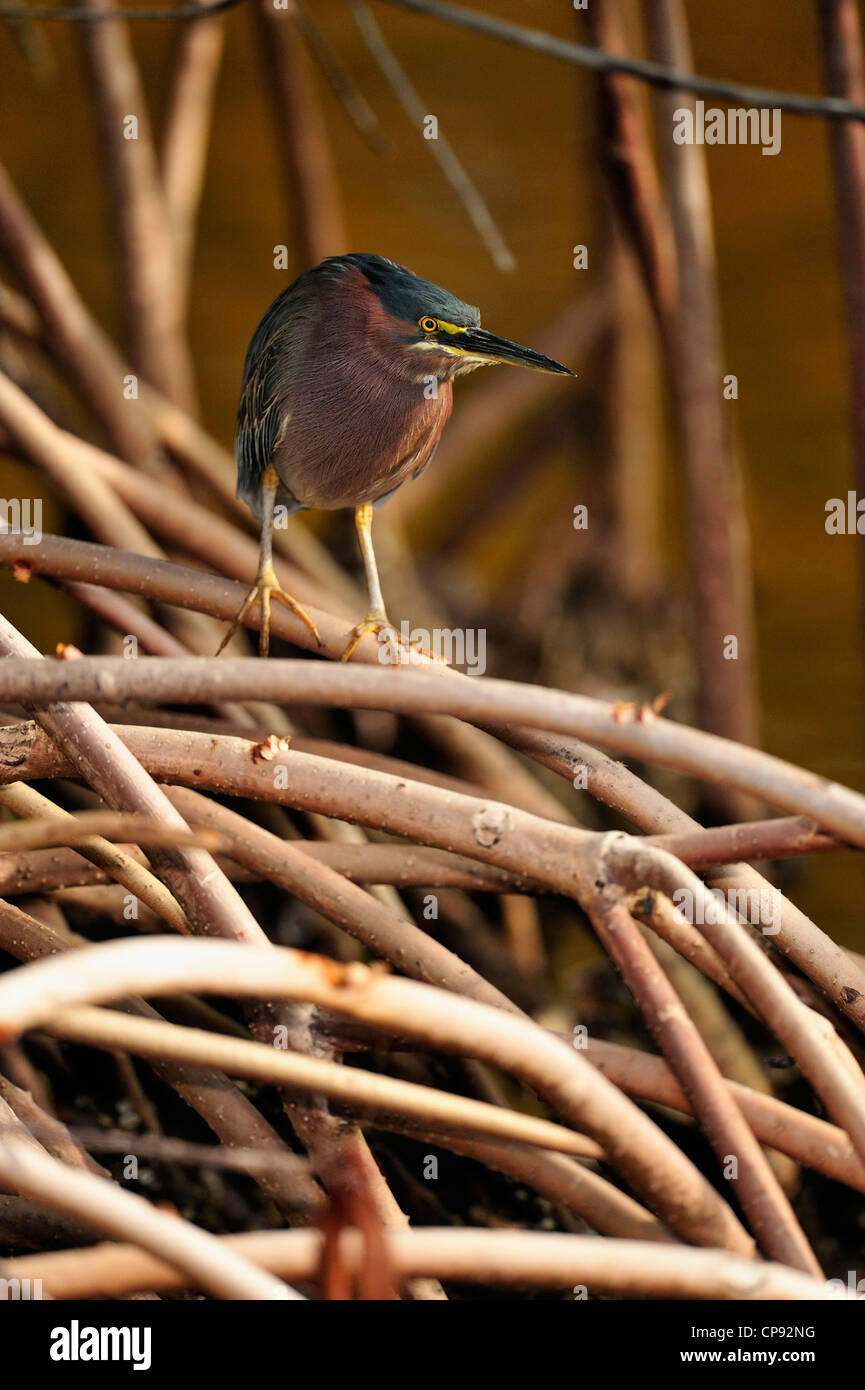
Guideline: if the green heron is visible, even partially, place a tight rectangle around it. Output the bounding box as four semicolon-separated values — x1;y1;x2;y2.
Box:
219;253;574;659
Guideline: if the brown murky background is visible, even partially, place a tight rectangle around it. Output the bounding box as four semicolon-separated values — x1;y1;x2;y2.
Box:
1;0;863;943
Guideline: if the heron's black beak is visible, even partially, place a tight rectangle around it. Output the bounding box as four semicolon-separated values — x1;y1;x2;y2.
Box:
453;327;575;376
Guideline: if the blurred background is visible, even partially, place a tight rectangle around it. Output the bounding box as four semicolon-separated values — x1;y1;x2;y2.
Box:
0;0;863;946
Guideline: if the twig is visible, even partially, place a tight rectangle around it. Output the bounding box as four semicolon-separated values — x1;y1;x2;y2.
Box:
0;898;325;1216
607;838;865;1168
0;618;263;945
0;848;252;897
0;370;161;555
4;656;865;849
0;625;429;1266
585;2;677;336
252;0;346;265
581;884;818;1273
166;787;513;1006
0;935;759;1252
818;0;865;648
8;1121;311;1180
305;1017;865;1195
375;0;865;124
14;723;859;1177
380;1124;670;1242
291;0;391;155
0;0;245;17
0;622;423;1250
0;1198;94;1251
0;533;858;1031
0;165;159;470
5;691;865;1040
76;0;197;410
0;1078;107;1175
59;579;191;657
160;0;225;321
603;230;666;602
40;1004;610;1166
349;0;515;272
585;1036;865;1193
55;579;261;728
0;783;191;935
646;0;759;789
4;1227;847;1301
0;806;220;856
0;636;353;1226
0;1132;296;1298
647;815;845;865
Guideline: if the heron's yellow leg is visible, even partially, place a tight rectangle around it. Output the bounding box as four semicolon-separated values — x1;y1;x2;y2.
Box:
341;503;404;662
217;466;321;657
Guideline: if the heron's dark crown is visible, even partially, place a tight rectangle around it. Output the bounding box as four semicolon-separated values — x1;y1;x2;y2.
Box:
316;253;481;329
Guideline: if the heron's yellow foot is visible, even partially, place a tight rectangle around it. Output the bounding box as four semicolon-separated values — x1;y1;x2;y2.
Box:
217;565;321;658
340;613;405;663
405;637;448;664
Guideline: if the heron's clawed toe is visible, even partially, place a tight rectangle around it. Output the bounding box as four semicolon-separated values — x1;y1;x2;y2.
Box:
217;573;321;658
340;613;404;663
407;639;448;665
215;583;261;657
267;587;323;650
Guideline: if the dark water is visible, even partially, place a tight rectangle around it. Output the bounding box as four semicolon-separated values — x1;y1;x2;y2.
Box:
1;0;863;942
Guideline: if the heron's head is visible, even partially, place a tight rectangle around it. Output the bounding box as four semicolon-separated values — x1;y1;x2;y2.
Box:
317;253;575;382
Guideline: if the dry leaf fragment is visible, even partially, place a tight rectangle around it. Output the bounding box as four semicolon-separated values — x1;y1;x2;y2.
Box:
611;692;673;724
251;733;292;762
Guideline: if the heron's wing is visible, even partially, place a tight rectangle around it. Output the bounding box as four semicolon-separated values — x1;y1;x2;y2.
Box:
234;289;300;515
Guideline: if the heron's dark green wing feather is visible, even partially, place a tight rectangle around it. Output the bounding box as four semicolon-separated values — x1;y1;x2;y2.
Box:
235;288;302;516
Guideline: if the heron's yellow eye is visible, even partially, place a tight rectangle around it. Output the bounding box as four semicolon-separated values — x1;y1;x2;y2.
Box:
420;317;437;333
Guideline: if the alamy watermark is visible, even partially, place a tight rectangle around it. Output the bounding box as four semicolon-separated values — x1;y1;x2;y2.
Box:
825;1270;865;1298
0;497;42;545
49;1321;151;1371
377;622;487;676
673;101;781;157
0;1276;43;1300
672;885;781;935
826;491;865;533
